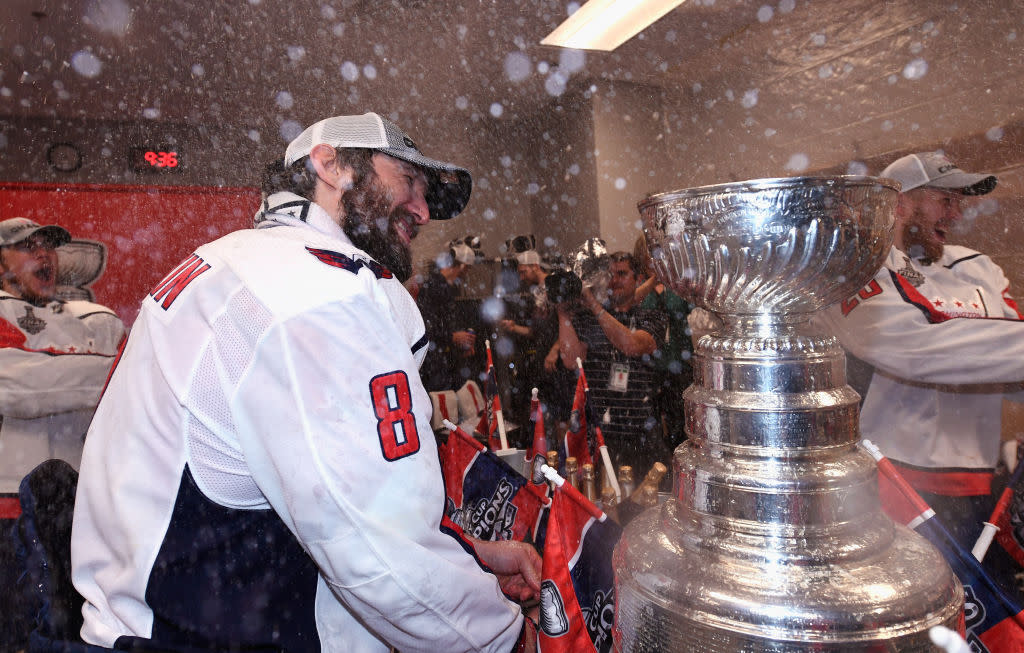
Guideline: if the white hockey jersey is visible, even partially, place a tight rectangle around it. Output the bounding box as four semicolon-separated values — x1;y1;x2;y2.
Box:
71;194;523;652
0;292;124;493
819;245;1024;491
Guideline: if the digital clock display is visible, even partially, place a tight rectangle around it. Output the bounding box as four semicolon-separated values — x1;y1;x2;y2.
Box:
129;146;181;172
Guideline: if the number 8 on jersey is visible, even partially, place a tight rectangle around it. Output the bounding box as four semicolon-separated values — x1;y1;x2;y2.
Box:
370;371;421;461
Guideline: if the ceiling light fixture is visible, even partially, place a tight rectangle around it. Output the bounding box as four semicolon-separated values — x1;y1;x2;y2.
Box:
541;0;687;52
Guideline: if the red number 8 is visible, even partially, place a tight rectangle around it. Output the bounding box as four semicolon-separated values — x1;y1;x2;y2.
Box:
370;371;421;461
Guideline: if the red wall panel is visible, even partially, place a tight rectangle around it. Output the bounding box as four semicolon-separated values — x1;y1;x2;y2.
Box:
0;182;260;326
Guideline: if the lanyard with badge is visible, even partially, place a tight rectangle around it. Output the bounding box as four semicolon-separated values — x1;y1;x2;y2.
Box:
608;312;634;392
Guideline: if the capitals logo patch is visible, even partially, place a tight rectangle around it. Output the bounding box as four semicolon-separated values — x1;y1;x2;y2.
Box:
306;247;393;279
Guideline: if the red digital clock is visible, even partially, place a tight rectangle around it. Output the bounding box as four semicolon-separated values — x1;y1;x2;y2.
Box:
129;146;182;172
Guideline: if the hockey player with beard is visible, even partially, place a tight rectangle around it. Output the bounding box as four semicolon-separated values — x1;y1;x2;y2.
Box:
71;113;540;652
820;151;1024;581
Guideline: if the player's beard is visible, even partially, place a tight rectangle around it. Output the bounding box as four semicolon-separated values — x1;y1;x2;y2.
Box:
0;254;57;306
900;207;944;264
341;171;416;282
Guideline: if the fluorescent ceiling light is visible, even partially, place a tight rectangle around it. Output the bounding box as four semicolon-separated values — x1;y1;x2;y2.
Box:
541;0;687;52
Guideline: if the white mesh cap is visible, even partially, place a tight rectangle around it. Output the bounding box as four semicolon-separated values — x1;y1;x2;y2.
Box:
880;151;997;196
515;250;542;266
450;242;476;266
284;112;473;220
0;217;71;247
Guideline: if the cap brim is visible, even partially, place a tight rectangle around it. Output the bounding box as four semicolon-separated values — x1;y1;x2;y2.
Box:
8;224;72;248
928;172;997;196
380;147;472;221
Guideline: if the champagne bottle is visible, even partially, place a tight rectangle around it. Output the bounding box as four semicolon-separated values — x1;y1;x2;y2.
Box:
616;462;668;526
629;462;668;507
546;450;560;490
565;457;579;491
617;465;635;499
581;463;599;505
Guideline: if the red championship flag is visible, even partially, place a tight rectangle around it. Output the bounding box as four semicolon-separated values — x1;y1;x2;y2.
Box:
985;460;1024;570
538;469;621;653
565;366;594;466
475;340;509;451
526;388;548;466
864;440;1024;652
439;420;548;544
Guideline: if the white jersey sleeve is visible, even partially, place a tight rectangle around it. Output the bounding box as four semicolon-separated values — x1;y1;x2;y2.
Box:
818;246;1024;387
232;292;521;652
0;296;125;419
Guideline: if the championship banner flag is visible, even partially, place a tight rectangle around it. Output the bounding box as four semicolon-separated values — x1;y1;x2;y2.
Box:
992;461;1024;569
475;342;507;451
526;388;548;469
864;440;1024;652
538;480;621;653
565;368;594;466
439;420;548;544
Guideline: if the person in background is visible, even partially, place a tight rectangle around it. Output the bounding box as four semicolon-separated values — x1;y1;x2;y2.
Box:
417;238;480;393
498;237;574;444
555;250;671;478
632;235;695;452
0;217;125;652
819;151;1024;586
71;112;539;652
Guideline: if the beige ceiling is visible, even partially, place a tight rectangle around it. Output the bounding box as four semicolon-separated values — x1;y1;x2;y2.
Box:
2;0;1019;155
1;0;1023;290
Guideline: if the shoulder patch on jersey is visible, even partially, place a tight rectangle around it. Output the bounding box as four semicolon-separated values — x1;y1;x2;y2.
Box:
150;254;212;310
305;247;394;280
945;252;984;269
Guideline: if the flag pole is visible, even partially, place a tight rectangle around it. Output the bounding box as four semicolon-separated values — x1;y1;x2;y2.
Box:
579;357;621;501
525;387;548;479
973;455;1024;562
861;439;934;527
540;464;607;522
486;340;510;451
929;625;972;653
442;418;485;452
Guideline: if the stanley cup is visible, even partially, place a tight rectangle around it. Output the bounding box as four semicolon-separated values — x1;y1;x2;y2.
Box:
613;177;963;651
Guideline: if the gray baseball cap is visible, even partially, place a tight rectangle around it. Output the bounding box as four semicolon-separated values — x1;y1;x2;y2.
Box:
284;112;472;221
881;151;997;195
0;217;71;248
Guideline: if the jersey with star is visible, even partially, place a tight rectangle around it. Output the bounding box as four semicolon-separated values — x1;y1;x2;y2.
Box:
0;291;124;492
819;244;1024;474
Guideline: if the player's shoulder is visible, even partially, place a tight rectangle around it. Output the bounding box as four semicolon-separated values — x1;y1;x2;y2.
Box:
205;226;405;318
0;290;26;315
63;299;121;320
941;244;993;268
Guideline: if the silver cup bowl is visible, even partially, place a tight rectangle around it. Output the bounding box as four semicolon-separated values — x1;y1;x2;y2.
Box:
638;176;897;317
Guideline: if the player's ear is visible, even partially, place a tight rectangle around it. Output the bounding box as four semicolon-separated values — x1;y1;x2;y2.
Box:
893;193;912;220
309;144;355;191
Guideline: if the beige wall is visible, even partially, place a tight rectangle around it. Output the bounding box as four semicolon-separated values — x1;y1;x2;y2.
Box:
4;78;1022;295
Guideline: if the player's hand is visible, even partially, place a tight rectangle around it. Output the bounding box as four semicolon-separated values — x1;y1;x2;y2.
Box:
470;538;542;603
580;286;603;316
544;348;559;372
498;319;516;333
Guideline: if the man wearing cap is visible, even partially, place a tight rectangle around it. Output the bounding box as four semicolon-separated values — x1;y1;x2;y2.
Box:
820;151;1024;561
498;240;573;438
0;217;124;650
417;239;480;393
71;113;539;653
